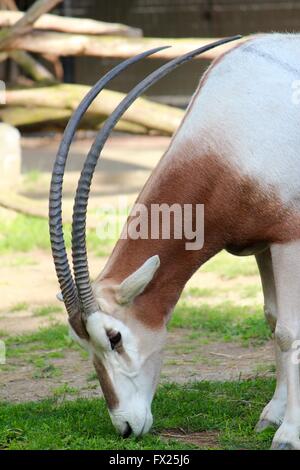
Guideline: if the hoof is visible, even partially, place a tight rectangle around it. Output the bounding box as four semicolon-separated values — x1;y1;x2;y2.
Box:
255;419;276;433
271;441;295;450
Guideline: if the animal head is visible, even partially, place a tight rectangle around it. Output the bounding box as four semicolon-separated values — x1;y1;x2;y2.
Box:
49;36;241;437
70;255;165;437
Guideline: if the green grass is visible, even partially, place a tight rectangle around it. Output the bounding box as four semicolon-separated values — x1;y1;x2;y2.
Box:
0;214;117;257
0;379;275;450
0;210;272;450
4;297;270;362
51;384;79;398
32;363;62;380
0;215;50;253
170;302;271;345
4;324;73;358
202;251;259;279
23;170;41;185
182;287;217;299
239;284;261;299
33;305;63;317
9;302;29;313
87;371;98;382
2;256;37;268
27;356;62;379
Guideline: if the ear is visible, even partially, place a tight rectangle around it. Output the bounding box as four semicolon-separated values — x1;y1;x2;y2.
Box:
56;292;63;302
116;255;160;305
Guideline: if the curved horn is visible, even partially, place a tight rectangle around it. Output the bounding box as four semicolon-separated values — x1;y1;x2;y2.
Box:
71;35;242;316
49;46;169;319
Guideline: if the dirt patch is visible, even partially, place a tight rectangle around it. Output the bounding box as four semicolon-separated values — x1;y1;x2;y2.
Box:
160;429;219;448
0;350;96;403
164;330;274;383
0;250;106;317
0;250;262;334
0;329;275;403
0;247;274;402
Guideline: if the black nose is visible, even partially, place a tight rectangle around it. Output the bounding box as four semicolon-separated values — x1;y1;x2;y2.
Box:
122;422;132;438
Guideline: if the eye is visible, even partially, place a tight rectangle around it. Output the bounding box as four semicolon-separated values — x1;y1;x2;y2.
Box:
107;330;122;350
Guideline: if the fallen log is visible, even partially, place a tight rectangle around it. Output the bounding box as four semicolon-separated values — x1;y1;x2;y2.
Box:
0;10;142;37
0;191;102;228
4;31;245;60
0;0;60;82
4;85;185;135
0;191;50;219
0;0;62;49
0;106;150;134
0;105;71;127
0;0;18;10
0;51;8;62
9;50;55;82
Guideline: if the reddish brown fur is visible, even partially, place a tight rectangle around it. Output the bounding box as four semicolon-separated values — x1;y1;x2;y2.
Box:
95;42;299;330
93;356;119;409
98;143;300;329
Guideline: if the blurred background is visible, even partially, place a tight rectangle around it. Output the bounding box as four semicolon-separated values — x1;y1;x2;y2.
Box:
3;1;300;105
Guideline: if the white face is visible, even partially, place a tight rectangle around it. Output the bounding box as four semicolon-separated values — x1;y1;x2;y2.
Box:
71;310;166;437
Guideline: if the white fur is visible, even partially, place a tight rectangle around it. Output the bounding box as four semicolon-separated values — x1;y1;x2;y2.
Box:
56;292;63;302
86;311;140;368
116;255;160;305
178;34;300;449
270;241;300;449
69;35;300;445
173;33;300;206
69;325;91;354
255;250;287;431
71;308;166;437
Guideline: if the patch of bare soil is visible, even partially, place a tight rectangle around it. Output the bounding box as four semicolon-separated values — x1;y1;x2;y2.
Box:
0;330;275;403
163;330;274;383
0;251;106;317
162;330;274;383
0;350;97;403
0;245;262;331
160;429;220;448
0;242;273;403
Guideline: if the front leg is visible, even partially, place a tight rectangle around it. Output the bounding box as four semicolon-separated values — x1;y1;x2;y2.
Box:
270;242;300;450
255;249;287;431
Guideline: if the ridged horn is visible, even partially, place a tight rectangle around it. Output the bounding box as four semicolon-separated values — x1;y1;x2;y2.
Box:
48;46;169;320
71;35;242;316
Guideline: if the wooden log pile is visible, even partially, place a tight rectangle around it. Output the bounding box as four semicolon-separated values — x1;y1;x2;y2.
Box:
0;0;187;134
1;85;185;135
0;0;244;134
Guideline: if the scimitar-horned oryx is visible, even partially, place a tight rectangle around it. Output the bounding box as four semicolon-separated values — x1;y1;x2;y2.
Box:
50;34;300;450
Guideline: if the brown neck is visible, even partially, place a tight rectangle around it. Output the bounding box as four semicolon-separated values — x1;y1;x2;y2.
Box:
98;135;300;329
98;145;228;328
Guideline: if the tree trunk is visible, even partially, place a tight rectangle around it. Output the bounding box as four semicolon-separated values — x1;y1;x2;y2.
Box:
0;0;62;49
3;32;244;60
0;191;50;220
0;10;142;37
0;106;150;134
0;191;101;227
0;0;60;82
9;50;55;82
4;85;185;135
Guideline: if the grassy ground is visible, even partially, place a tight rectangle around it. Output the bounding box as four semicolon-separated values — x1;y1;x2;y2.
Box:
171;302;270;345
0;379;275;450
0;205;276;450
0;213;116;258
